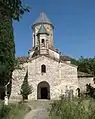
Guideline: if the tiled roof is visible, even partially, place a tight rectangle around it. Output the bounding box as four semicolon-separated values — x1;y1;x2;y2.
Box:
33;12;53;27
78;71;93;77
16;56;28;64
60;55;71;61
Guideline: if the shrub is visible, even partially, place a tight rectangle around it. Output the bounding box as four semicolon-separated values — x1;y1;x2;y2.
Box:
49;98;95;119
0;102;31;119
20;70;33;100
0;103;11;119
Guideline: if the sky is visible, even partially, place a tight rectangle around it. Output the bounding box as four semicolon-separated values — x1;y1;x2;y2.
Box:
13;0;95;59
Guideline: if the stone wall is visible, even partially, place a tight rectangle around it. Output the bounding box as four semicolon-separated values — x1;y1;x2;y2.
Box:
28;55;60;100
78;77;95;93
11;55;89;101
28;55;78;100
10;63;28;101
49;49;60;60
60;62;78;96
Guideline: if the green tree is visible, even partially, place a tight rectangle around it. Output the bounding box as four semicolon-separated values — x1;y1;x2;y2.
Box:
71;56;95;76
20;70;33;100
0;0;30;99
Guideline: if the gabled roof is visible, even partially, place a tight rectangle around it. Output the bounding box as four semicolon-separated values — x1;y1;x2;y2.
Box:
29;54;77;68
37;24;49;35
32;12;53;27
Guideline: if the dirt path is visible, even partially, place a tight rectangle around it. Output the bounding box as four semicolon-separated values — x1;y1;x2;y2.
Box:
24;100;53;119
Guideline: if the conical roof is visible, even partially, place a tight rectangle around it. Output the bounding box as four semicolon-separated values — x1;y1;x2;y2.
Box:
33;12;53;27
37;24;49;35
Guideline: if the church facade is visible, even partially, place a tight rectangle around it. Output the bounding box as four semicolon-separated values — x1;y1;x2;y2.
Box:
10;12;94;100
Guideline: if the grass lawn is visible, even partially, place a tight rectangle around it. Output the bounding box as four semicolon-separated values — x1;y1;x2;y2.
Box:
0;101;31;119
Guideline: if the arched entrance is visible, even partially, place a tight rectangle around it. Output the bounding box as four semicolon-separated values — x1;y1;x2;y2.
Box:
37;81;50;99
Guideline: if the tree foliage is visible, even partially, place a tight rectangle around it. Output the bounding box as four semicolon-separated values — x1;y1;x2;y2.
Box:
0;5;15;88
20;70;33;100
71;56;95;76
86;83;95;99
0;0;30;99
0;0;30;21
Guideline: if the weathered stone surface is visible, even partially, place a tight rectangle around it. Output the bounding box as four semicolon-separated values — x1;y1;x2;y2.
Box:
10;63;28;100
11;55;79;100
11;54;95;101
10;12;95;101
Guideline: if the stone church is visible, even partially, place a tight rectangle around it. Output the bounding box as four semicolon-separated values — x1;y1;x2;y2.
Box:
10;12;94;100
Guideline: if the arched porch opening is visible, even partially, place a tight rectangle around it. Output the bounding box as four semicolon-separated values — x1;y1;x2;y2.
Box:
37;81;50;99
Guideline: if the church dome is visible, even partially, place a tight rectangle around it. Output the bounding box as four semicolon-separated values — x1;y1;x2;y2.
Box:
32;12;54;28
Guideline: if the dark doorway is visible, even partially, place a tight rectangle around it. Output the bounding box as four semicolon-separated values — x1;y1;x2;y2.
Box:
0;91;5;100
41;87;48;99
37;81;50;100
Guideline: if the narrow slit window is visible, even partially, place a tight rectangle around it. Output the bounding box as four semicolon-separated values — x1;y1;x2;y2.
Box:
42;39;44;43
41;64;46;73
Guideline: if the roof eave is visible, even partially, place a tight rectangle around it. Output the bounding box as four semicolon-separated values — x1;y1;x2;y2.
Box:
32;23;54;29
36;32;49;36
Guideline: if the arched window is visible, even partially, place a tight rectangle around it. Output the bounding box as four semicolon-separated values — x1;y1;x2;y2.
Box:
42;39;44;43
41;64;46;73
